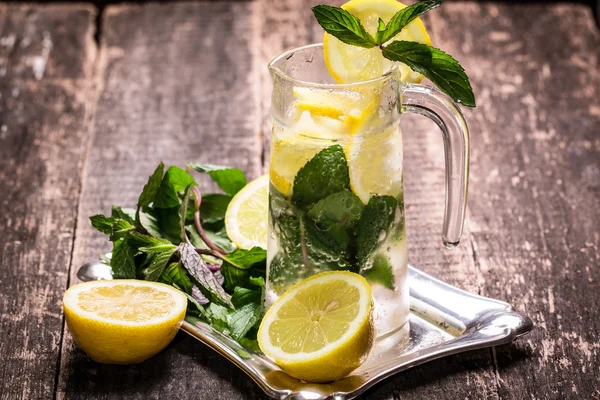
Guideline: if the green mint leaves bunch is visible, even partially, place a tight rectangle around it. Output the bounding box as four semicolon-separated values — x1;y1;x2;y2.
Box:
90;162;266;351
312;0;476;107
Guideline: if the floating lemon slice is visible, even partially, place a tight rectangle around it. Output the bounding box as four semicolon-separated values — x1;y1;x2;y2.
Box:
63;280;187;364
323;0;432;84
258;271;374;382
345;125;404;204
225;174;269;249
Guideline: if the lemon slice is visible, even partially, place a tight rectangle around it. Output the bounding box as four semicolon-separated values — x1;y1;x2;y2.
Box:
345;126;403;204
63;280;187;364
258;271;374;382
323;0;432;83
225;174;269;249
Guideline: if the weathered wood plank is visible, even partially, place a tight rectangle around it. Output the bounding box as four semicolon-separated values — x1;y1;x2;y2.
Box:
56;2;264;399
0;3;96;399
432;3;600;399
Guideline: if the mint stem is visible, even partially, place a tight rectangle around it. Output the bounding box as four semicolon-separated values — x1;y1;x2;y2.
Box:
192;187;226;255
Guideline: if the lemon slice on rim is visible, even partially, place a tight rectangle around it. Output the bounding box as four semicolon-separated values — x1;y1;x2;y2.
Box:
63;280;187;364
225;174;269;249
323;0;432;84
258;271;374;382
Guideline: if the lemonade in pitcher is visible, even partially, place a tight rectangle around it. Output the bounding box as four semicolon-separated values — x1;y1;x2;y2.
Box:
266;75;410;337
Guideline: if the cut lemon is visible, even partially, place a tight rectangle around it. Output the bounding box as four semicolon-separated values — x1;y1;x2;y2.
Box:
292;86;378;134
323;0;432;84
269;134;323;198
345;125;404;204
63;280;187;364
225;174;269;249
258;271;374;382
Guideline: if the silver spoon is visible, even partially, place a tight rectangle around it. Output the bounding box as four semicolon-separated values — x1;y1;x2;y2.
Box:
77;261;114;282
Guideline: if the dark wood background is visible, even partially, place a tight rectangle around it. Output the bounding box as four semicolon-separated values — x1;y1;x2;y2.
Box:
0;1;598;399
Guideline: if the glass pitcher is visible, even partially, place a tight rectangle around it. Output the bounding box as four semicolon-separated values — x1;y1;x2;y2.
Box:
266;43;469;338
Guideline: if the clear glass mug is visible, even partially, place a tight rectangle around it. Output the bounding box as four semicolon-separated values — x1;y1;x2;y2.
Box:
265;43;469;338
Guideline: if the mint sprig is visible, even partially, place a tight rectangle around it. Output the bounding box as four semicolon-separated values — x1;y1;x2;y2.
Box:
312;0;476;107
311;5;376;48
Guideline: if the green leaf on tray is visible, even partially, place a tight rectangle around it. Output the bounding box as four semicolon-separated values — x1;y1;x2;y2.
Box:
153;166;196;209
362;252;395;290
228;302;263;341
159;261;193;294
178;242;233;308
374;0;442;45
231;286;261;308
189;163;247;196
179;182;198;242
152;206;182;244
111;238;136;279
136;162;165;222
381;41;475;107
292;145;350;206
311;5;376;48
90;215;115;235
206;303;231;333
356;195;398;266
111;206;136;224
200;194;231;223
222;247;267;270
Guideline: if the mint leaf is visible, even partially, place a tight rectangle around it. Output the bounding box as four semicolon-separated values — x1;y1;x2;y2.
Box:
312;5;375;48
356;195;398;265
307;190;363;227
111;238;136;279
143;247;177;281
228;302;262;341
375;0;442;45
153;166;195;209
153;207;182;243
136;162;164;222
222;247;267;269
182;289;209;318
231;286;261;308
159;262;193;294
221;262;250;290
179;182;197;242
179;242;233;308
90;215;115;235
382;41;475;107
189;163;247;196
109;219;135;241
90;215;134;241
293;145;350;206
206;303;231;333
362;252;394;289
200;194;231;223
111;206;135;224
249;276;265;288
139;211;164;239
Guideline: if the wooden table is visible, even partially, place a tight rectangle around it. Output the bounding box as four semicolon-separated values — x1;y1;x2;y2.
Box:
1;1;598;399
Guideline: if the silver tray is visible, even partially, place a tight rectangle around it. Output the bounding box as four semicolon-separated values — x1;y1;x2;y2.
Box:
78;263;533;400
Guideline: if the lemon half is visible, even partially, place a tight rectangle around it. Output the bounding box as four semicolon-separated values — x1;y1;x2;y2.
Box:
258;271;374;382
323;0;432;84
63;280;187;364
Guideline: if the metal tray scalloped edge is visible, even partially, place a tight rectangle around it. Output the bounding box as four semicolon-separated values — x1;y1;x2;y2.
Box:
178;266;533;400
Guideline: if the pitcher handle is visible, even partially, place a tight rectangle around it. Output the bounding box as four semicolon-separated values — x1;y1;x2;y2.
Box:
400;83;470;248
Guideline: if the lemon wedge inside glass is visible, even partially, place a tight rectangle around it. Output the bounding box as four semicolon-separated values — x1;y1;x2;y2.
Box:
323;0;432;84
63;280;187;364
258;271;374;382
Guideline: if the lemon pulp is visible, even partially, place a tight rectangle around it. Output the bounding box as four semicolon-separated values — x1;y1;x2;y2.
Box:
258;271;374;382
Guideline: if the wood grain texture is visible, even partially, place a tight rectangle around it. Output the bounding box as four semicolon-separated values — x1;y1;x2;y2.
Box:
0;3;96;399
433;3;600;399
55;2;264;399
